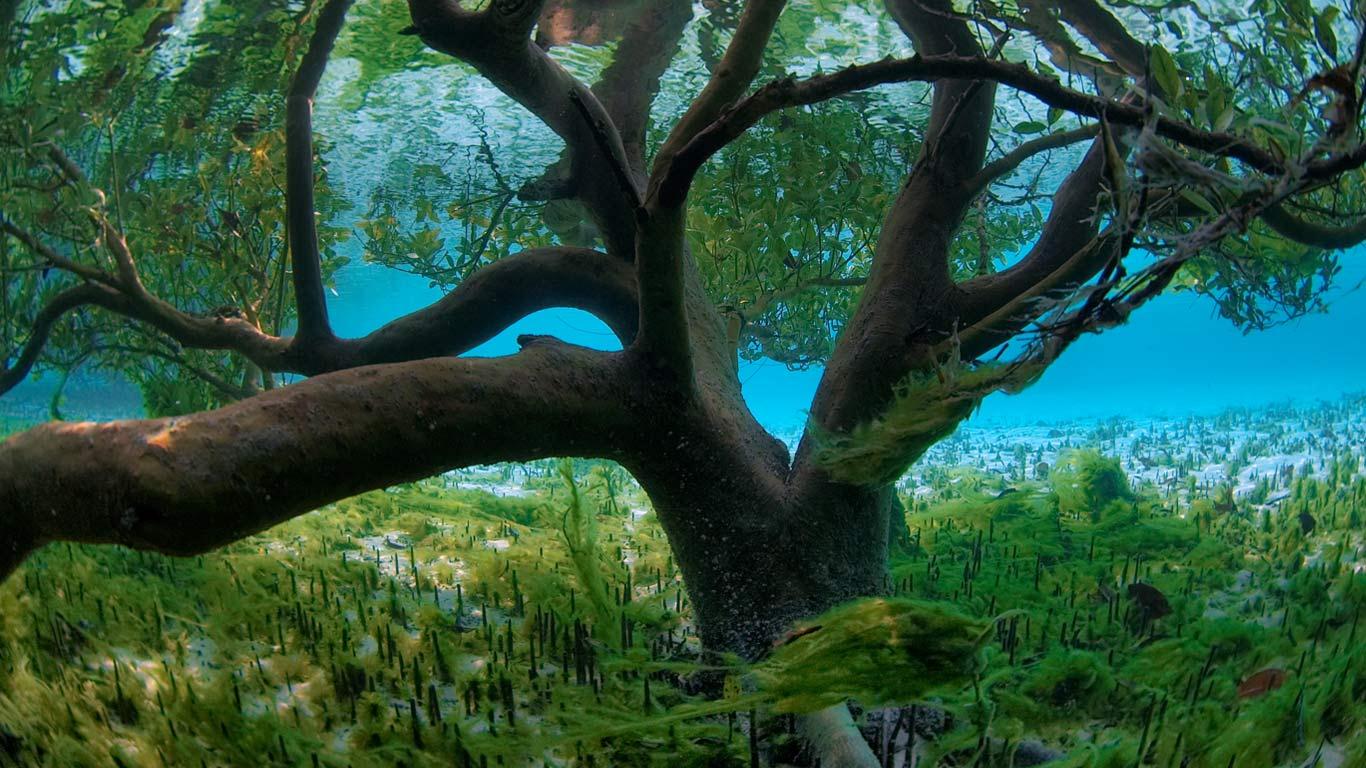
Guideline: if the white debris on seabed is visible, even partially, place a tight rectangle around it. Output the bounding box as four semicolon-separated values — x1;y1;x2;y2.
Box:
894;398;1366;504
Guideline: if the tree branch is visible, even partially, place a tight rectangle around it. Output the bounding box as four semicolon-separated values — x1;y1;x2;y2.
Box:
0;283;119;394
956;230;1120;361
0;216;115;285
0;217;636;394
407;0;641;258
0;343;637;582
632;205;694;389
887;0;994;189
1006;0;1123;86
285;0;353;345
966;124;1100;193
629;0;791;391
586;0;694;178
521;0;694;200
1054;0;1149;80
800;0;995;440
657;53;1357;202
316;246;639;368
648;0;788;201
957;139;1115;352
1259;204;1366;249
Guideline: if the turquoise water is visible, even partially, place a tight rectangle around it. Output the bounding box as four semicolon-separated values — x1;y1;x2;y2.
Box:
329;250;1366;436
10;248;1359;430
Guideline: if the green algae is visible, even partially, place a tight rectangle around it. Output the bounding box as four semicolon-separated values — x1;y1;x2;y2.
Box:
0;430;1363;766
1050;449;1132;522
811;357;1045;487
752;598;987;714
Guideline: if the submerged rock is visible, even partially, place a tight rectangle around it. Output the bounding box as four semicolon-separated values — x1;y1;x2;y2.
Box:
1013;740;1065;766
1127;582;1172;618
1297;511;1316;534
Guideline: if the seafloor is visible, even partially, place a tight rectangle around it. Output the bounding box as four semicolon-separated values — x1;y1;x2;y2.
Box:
1;396;1363;767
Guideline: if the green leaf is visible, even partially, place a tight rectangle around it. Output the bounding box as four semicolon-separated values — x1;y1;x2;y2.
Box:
1180;189;1219;215
1149;45;1182;100
1314;7;1339;59
1047;106;1063;126
1013;120;1047;135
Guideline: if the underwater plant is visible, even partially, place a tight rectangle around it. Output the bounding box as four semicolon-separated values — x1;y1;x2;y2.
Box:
0;400;1363;766
3;0;1366;764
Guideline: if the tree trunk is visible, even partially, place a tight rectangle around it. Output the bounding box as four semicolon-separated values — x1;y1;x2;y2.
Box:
631;428;894;658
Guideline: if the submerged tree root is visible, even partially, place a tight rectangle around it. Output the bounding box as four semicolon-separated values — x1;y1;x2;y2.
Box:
797;704;881;768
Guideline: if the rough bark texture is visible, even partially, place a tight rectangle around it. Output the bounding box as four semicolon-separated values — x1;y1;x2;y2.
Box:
1;341;638;576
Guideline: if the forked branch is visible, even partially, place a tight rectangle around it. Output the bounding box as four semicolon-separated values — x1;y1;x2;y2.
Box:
648;0;789;198
0;198;637;390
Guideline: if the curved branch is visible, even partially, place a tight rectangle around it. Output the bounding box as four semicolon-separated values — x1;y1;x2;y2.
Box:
0;220;635;395
316;246;639;367
286;0;353;344
0;283;117;394
1260;204;1366;249
0;342;638;582
956;231;1120;361
957;139;1115;349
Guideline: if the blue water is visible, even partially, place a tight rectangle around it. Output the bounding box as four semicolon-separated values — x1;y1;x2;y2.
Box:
333;250;1366;435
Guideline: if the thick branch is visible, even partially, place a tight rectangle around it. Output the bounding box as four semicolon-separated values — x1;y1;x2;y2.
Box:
1054;0;1149;80
957;139;1115;351
956;231;1120;361
407;0;640;257
632;206;694;389
1260;204;1366;249
315;246;639;368
0;343;637;581
286;0;352;344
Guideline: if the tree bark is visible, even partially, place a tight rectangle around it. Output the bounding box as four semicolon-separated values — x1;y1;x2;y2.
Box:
617;377;893;658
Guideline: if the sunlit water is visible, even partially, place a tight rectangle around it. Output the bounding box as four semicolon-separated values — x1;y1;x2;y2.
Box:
323;250;1366;437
